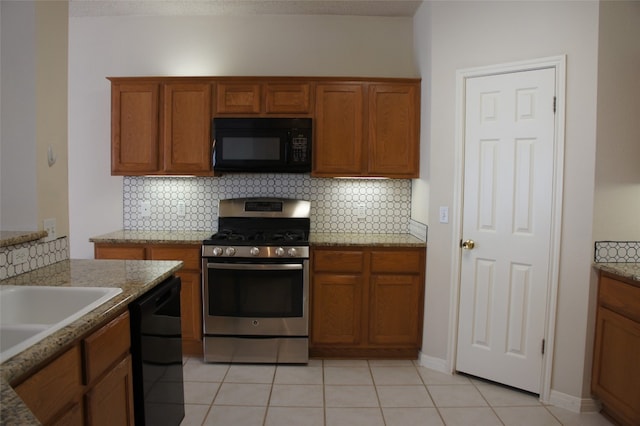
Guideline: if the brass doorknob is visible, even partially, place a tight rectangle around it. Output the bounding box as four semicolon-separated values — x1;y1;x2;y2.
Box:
461;240;475;250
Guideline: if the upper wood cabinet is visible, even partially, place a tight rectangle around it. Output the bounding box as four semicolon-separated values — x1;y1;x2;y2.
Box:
313;80;420;178
109;76;419;177
367;84;419;177
109;78;213;176
111;82;160;174
314;84;364;175
163;83;213;173
215;81;312;115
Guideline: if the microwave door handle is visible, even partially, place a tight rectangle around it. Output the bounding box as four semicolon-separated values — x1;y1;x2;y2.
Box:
207;263;303;271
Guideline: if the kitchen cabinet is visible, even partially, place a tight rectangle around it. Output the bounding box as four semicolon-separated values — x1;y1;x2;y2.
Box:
591;271;640;426
215;80;312;115
109;78;213;176
313;84;364;176
310;246;425;358
14;311;134;426
94;243;203;356
313;80;420;178
110;81;160;174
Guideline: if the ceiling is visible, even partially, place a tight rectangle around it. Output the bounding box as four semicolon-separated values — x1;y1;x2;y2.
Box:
69;0;423;18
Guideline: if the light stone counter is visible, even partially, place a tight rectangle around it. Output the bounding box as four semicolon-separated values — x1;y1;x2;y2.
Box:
90;229;213;245
89;229;427;248
0;231;47;248
593;262;640;284
0;259;183;425
310;232;426;247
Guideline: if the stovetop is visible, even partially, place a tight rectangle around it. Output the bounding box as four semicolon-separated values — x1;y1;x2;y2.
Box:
202;198;310;259
205;228;308;246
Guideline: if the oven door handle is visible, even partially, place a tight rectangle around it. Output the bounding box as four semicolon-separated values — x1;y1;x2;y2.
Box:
207;263;303;271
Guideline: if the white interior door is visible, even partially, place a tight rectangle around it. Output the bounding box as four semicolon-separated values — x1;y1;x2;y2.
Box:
456;68;556;394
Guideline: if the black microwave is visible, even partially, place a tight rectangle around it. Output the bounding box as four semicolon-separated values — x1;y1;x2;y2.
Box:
212;117;312;173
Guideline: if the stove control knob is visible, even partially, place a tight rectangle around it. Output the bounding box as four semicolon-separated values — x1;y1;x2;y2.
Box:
225;247;236;256
287;248;298;257
250;247;260;256
212;247;223;256
275;247;285;257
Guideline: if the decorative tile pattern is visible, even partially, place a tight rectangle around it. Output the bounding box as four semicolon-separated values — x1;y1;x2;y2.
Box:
594;241;640;263
122;175;412;234
0;237;69;280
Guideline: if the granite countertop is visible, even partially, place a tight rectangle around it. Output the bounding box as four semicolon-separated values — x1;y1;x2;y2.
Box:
90;229;213;244
310;232;426;247
0;258;183;425
90;229;427;247
0;231;48;248
593;262;640;283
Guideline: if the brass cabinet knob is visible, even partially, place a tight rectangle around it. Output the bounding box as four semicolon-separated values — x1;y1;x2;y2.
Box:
461;240;476;250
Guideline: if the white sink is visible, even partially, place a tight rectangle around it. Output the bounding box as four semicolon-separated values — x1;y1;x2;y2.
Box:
0;285;123;362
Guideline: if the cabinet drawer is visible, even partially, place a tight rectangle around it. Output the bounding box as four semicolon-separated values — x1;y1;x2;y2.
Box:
148;245;200;270
599;275;640;323
95;244;146;260
313;250;364;272
84;311;131;385
15;345;83;425
371;250;423;273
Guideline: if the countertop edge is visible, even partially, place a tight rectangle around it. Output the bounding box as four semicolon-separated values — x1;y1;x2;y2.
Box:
90;230;427;247
593;262;640;284
0;231;48;248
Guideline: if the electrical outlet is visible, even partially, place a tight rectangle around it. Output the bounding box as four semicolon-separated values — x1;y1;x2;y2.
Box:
44;218;57;242
177;201;186;217
12;247;29;265
141;201;151;217
356;203;367;220
439;206;449;224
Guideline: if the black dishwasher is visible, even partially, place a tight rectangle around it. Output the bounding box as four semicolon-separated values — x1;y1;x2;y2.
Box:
129;276;185;426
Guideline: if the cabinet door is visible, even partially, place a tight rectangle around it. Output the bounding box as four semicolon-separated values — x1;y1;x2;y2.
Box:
367;84;419;177
216;82;261;114
111;82;160;174
163;83;212;174
592;307;640;426
15;346;83;425
85;355;135;426
311;273;363;345
313;84;364;176
265;83;311;114
369;274;423;346
94;244;146;260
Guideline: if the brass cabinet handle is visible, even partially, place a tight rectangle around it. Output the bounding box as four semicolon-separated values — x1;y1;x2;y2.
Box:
461;239;476;250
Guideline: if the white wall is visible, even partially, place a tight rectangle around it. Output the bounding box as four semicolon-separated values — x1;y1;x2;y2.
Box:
68;13;416;258
413;0;601;404
593;1;640;240
0;1;38;230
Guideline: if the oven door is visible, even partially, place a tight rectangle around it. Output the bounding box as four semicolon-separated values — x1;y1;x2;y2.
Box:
203;258;309;336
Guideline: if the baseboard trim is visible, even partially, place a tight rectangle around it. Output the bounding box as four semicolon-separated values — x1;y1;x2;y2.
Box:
548;390;600;413
418;352;450;374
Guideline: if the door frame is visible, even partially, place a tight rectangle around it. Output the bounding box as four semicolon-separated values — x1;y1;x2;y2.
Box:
448;55;566;402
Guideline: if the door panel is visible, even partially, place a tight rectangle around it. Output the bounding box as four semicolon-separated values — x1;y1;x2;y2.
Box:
457;68;556;393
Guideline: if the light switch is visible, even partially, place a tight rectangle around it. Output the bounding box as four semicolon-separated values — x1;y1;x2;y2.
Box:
439;206;449;224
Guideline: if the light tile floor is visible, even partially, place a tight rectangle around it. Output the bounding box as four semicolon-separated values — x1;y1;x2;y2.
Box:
179;358;613;426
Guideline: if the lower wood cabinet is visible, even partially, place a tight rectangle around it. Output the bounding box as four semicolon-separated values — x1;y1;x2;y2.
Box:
591;271;640;426
310;246;425;358
94;243;202;356
14;311;134;425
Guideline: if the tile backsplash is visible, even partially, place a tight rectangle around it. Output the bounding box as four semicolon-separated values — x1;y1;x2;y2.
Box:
594;241;640;263
0;237;69;280
123;175;413;234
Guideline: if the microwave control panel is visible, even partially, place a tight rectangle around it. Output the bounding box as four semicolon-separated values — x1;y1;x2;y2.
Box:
290;135;310;163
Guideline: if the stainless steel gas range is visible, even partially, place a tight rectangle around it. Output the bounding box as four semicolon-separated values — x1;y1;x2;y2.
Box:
201;198;310;364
